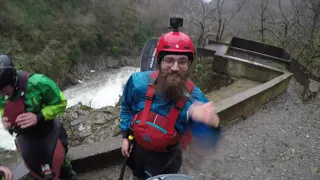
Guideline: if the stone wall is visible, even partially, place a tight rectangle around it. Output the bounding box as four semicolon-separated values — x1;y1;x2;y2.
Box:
212;55;283;83
228;48;289;70
230;37;290;60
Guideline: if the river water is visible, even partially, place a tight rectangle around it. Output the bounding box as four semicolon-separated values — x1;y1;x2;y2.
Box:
0;66;139;150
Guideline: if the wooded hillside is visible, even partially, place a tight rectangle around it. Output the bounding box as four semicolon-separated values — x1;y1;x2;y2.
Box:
0;0;319;86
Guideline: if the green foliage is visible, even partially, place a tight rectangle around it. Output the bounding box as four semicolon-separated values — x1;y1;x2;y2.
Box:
134;24;153;48
311;58;320;66
190;58;213;92
0;0;154;86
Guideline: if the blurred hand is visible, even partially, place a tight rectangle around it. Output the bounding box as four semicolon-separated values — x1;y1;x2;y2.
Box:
189;101;220;127
121;138;133;157
15;112;38;129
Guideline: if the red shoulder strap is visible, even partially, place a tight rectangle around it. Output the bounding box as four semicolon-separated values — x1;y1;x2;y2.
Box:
167;79;194;136
185;79;195;96
17;71;32;92
139;70;159;127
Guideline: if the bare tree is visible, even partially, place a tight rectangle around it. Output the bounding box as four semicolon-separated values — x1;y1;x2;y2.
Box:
269;0;301;49
291;0;320;69
303;0;320;44
249;0;274;43
214;0;247;42
135;0;188;35
180;0;247;47
247;0;308;52
180;0;217;47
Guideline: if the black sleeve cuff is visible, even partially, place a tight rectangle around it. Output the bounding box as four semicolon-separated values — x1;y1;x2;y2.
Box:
121;128;133;139
36;112;45;123
122;131;129;138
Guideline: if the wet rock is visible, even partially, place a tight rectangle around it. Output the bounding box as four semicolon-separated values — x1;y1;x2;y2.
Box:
59;102;121;147
92;113;108;124
60;55;139;91
70;55;139;80
0;150;20;169
70;119;82;126
59;74;81;90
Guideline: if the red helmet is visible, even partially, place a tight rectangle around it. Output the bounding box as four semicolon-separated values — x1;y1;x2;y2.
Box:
155;31;195;64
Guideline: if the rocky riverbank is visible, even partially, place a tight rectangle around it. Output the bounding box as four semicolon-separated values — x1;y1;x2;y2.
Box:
0;149;20;169
60;102;122;147
60;55;140;90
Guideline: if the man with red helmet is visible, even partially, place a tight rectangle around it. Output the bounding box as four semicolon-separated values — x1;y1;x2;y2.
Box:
120;28;221;179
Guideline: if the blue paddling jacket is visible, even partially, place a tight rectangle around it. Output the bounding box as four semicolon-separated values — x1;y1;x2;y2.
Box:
120;71;221;147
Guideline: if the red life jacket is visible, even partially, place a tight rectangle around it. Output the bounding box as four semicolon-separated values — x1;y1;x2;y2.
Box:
131;70;194;152
4;71;32;126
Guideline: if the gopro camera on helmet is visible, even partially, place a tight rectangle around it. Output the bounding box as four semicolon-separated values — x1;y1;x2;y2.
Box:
169;17;183;32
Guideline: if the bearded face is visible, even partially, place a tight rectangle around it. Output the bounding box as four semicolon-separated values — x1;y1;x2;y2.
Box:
156;54;191;102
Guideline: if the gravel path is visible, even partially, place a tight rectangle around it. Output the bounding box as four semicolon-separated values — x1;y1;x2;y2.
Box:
180;77;320;180
78;164;131;180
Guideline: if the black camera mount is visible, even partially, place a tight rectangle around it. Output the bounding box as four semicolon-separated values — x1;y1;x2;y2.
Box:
169;17;183;32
